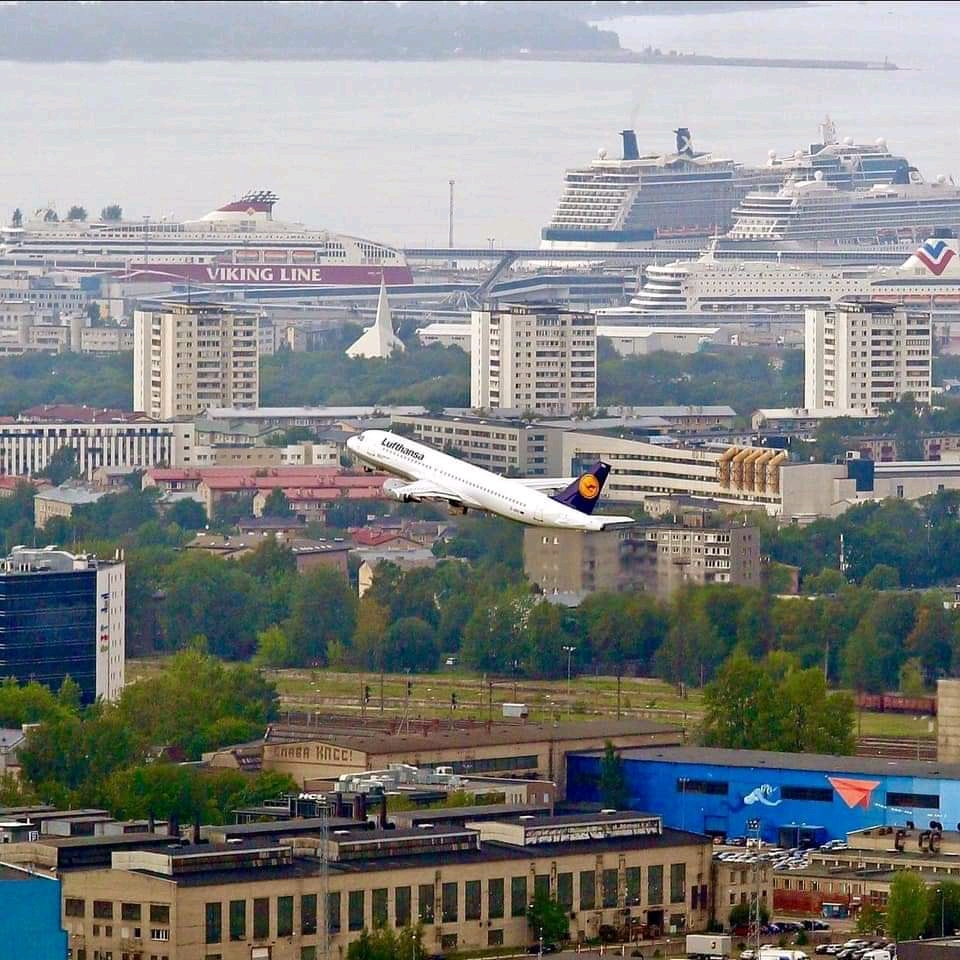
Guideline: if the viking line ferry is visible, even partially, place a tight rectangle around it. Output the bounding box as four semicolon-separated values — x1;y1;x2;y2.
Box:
0;191;414;287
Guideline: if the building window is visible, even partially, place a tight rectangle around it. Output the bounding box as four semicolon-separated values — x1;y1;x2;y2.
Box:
580;871;596;910
648;866;664;905
782;786;834;803
677;779;728;796
372;889;388;929
395;887;412;928
534;874;550;900
302;949;317;960
348;891;365;932
328;892;341;935
121;904;141;922
418;885;434;924
602;869;619;909
488;930;504;947
230;900;246;941
626;868;641;907
150;905;170;925
94;901;114;920
301;895;317;936
430;879;455;925
670;863;686;904
887;792;940;809
254;897;270;940
511;877;528;918
488;879;504;920
205;903;222;944
465;880;481;921
278;896;294;938
150;929;169;942
557;873;573;911
65;899;85;917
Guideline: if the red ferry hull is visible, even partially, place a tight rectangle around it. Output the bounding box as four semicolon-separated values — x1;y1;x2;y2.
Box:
125;263;415;286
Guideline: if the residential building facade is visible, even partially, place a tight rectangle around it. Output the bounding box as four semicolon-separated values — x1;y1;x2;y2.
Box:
804;300;932;414
133;302;259;419
0;418;196;479
624;523;761;599
390;414;564;476
471;304;596;416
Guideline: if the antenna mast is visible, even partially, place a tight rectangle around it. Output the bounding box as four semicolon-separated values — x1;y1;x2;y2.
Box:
448;179;455;248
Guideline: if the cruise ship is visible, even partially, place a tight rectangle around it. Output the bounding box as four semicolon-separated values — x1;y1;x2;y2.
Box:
540;118;914;250
724;174;960;246
0;191;414;287
598;237;960;327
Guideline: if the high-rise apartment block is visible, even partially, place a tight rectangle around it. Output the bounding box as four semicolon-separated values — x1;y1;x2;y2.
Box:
804;299;932;415
134;302;259;419
0;547;125;704
470;304;596;416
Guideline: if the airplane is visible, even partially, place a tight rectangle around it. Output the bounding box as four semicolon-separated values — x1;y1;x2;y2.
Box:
346;428;636;531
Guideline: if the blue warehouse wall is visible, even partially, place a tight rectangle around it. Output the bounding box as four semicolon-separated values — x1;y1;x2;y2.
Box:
0;870;68;958
567;753;960;844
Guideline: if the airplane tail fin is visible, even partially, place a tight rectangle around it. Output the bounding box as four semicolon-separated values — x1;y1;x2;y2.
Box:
551;461;611;516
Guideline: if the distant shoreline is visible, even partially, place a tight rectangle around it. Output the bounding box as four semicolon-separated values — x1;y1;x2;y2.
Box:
0;51;898;71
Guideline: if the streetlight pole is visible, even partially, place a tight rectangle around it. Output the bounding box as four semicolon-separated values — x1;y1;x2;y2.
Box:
563;646;577;704
940;886;946;938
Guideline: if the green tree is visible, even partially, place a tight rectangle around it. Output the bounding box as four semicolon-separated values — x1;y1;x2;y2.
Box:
57;675;83;713
66;205;87;221
39;445;80;485
166;498;207;531
598;741;627;810
906;601;954;684
261;487;292;517
701;652;778;750
385;617;439;673
253;625;295;669
924;881;960;939
863;564;902;591
527;892;570;945
101;204;123;221
729;901;769;929
352;597;391;670
160;552;261;658
886;870;929;942
347;926;424;960
855;902;886;936
285;566;357;666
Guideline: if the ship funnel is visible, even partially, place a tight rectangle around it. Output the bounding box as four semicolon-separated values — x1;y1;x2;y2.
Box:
620;130;639;161
675;127;693;156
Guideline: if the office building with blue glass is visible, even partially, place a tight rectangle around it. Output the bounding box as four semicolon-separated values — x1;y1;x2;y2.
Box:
567;747;960;846
0;546;125;704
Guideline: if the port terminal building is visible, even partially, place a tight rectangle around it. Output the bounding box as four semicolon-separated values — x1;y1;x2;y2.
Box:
567;747;960;847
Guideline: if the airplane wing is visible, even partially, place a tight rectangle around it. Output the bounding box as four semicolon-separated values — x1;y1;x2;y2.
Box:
383;478;484;509
513;477;575;492
596;515;637;530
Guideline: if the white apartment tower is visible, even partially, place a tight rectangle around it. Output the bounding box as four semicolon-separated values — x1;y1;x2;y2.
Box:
471;304;596;416
134;301;259;419
804;299;932;415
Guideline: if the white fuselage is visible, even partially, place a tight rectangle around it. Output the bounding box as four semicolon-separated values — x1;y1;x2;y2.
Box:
346;429;624;531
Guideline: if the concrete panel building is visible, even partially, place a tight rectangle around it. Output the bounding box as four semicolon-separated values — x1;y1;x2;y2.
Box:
0;417;196;479
804;300;932;415
390;414;565;476
133;301;260;419
471;304;596;416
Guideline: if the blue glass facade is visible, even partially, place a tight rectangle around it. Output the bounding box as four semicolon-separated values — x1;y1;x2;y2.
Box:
0;568;97;703
567;749;960;845
0;866;67;958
